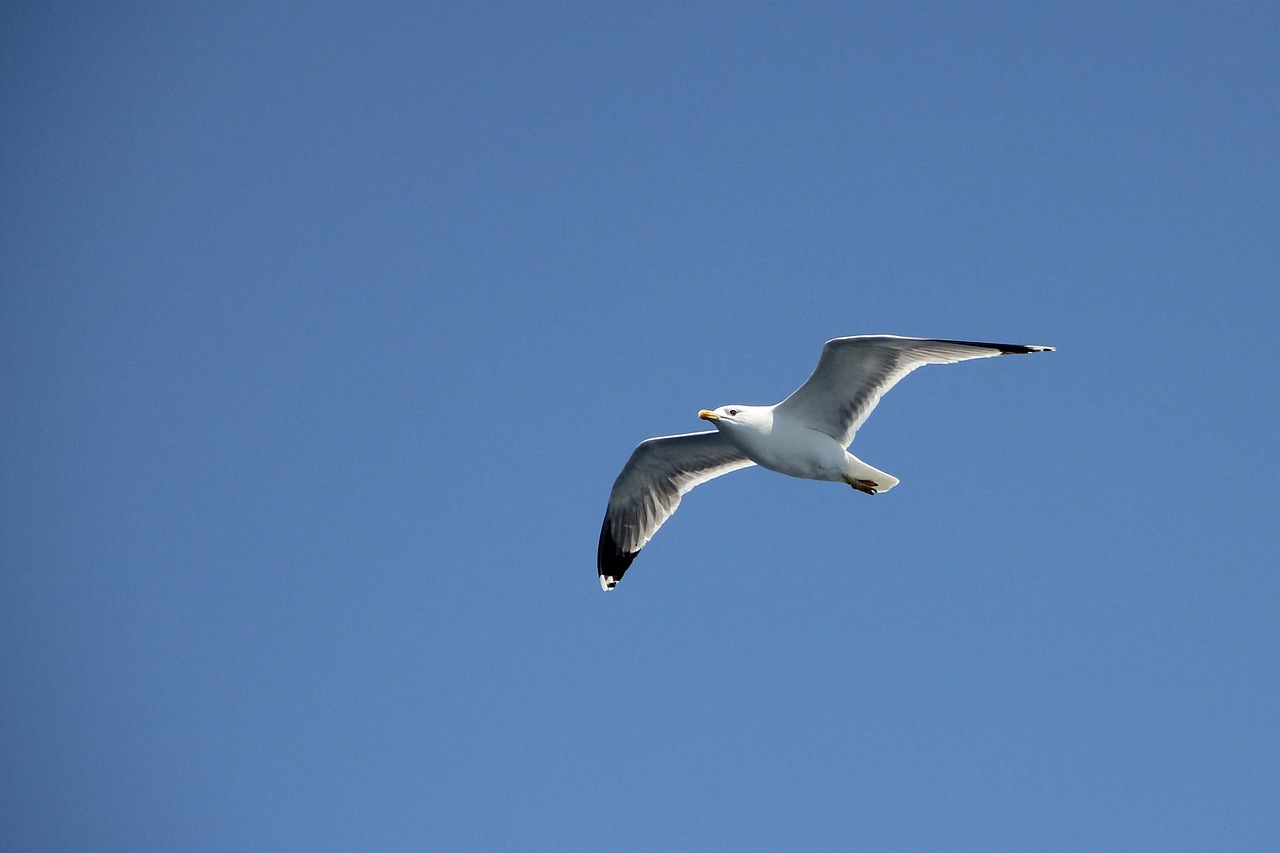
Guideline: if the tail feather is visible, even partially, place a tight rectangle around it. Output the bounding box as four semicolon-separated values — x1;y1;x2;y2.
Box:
843;453;900;493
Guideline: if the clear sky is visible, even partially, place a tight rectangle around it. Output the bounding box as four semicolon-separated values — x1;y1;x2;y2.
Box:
3;2;1277;850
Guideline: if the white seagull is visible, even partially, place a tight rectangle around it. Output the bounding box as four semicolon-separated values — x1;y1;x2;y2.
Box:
597;335;1054;590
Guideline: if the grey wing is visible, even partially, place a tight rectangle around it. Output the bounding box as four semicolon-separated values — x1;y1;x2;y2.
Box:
774;335;1054;446
598;431;755;590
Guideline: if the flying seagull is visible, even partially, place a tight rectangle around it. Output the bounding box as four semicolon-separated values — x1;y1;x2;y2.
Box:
597;335;1053;590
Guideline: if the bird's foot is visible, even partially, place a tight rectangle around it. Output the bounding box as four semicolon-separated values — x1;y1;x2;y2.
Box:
848;478;879;495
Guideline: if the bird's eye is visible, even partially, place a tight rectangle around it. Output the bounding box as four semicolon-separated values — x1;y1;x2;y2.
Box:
728;409;738;416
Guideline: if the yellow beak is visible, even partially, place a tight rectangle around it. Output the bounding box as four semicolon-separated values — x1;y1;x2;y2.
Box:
698;409;719;422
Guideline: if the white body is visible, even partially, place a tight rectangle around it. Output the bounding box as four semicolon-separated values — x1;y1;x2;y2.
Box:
705;405;900;491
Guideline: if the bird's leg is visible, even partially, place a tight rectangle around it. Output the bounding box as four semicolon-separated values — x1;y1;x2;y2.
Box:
844;475;879;495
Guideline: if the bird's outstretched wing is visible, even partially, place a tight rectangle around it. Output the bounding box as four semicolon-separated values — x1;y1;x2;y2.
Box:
598;431;755;590
774;335;1054;447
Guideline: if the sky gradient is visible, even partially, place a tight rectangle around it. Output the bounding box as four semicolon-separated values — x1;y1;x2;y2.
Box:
3;2;1278;850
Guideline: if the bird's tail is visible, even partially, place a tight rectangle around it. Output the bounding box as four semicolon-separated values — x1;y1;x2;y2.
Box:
843;453;900;493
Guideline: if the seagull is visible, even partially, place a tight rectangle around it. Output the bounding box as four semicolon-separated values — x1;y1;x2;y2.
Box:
597;335;1054;590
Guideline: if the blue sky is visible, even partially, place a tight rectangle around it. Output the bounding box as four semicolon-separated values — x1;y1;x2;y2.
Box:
3;2;1277;850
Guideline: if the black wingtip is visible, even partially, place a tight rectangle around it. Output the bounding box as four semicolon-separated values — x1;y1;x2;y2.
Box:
943;338;1055;355
597;517;639;591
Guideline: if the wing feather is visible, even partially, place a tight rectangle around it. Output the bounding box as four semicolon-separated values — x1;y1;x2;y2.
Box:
598;431;754;590
774;335;1054;446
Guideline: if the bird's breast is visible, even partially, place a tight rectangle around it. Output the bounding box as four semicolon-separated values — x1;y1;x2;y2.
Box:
728;422;847;482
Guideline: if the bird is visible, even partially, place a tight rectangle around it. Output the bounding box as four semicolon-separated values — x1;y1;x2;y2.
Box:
597;334;1054;590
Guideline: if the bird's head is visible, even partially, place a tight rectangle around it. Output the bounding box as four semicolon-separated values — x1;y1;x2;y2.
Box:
698;405;755;430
